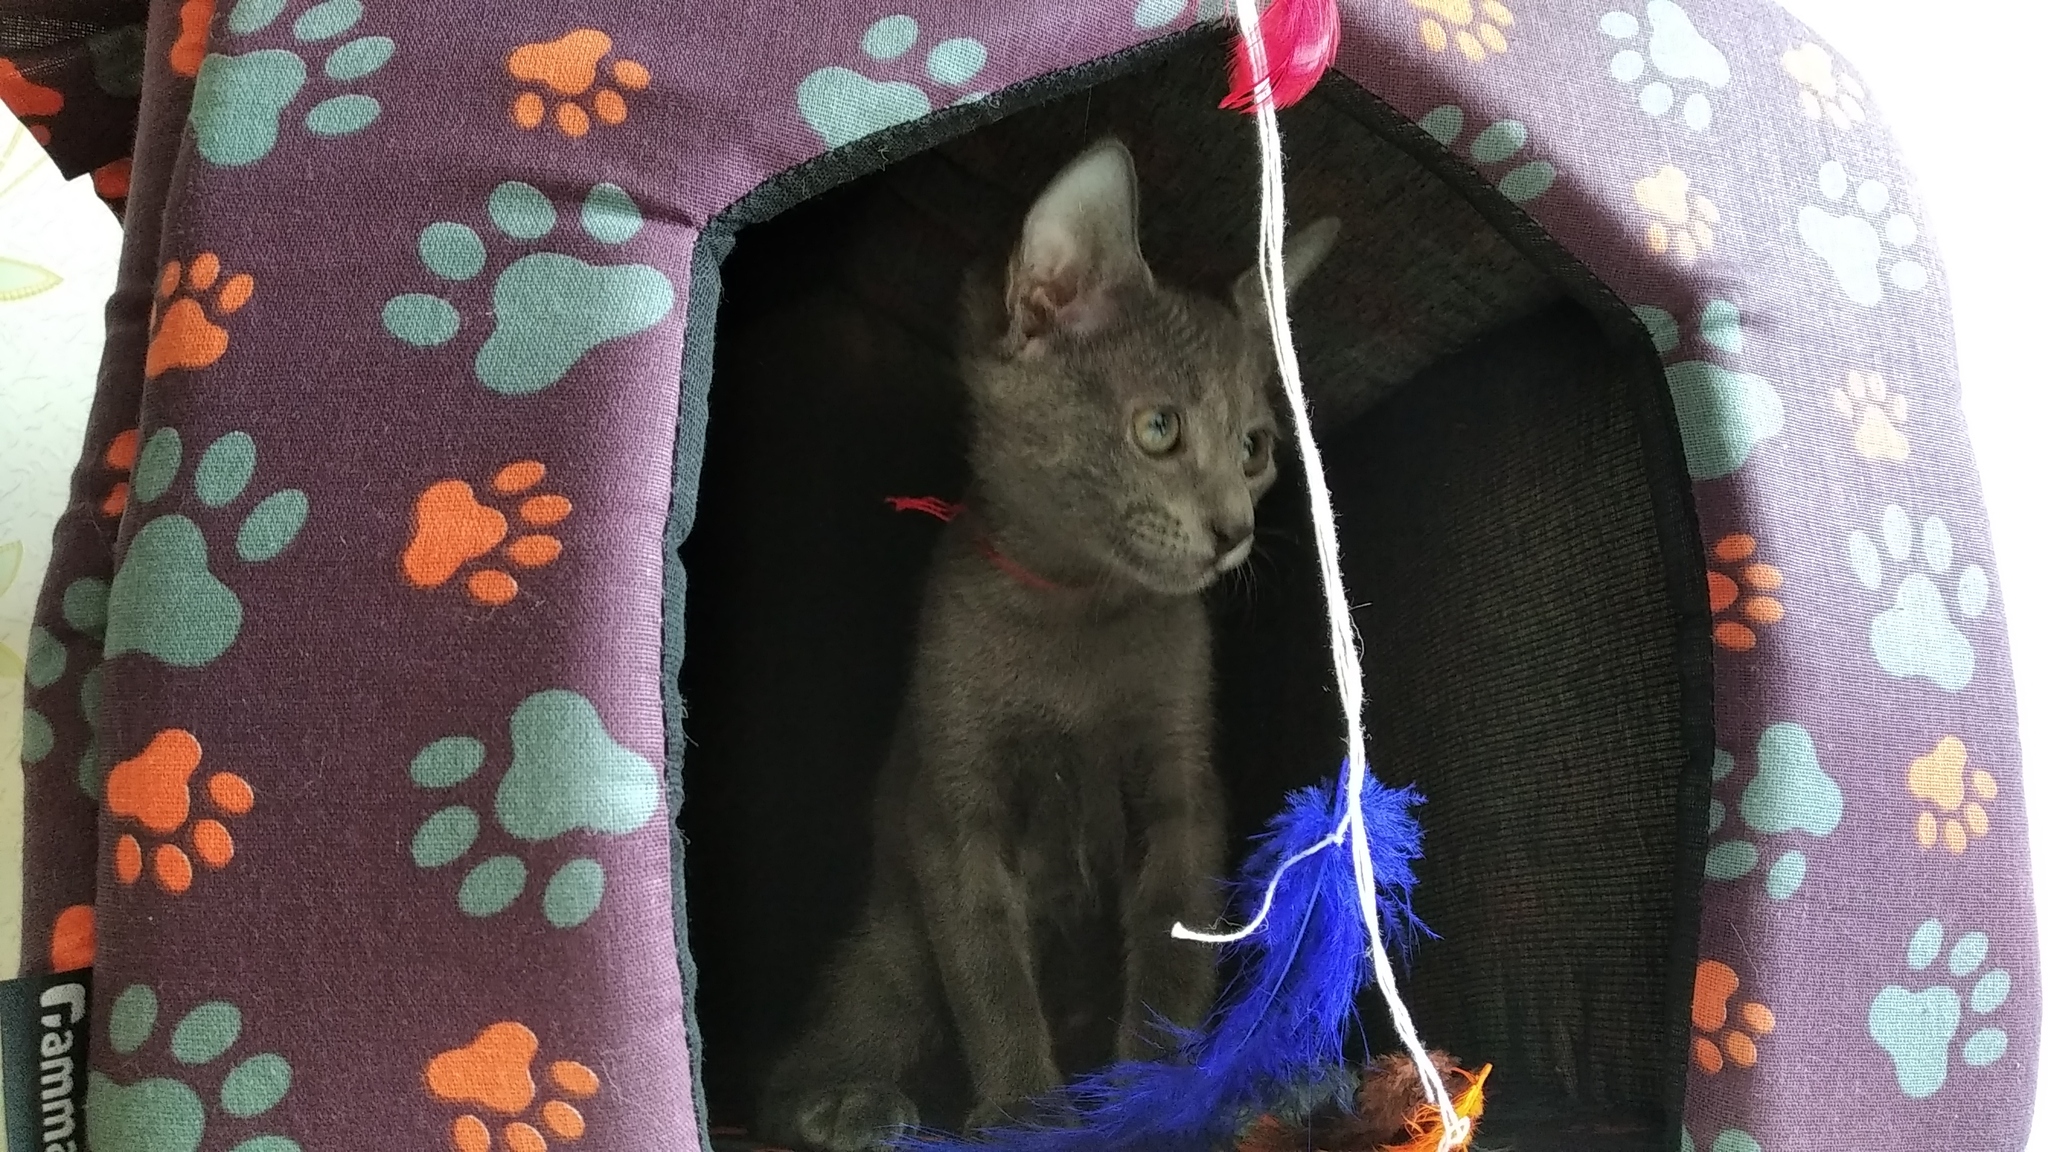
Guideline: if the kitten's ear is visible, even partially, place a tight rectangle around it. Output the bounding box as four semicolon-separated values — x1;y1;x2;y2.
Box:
1005;139;1154;349
1233;216;1341;328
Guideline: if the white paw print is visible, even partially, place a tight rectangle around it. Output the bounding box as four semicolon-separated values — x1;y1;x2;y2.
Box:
1870;920;2013;1098
1600;1;1730;131
1798;160;1926;307
1849;504;1990;692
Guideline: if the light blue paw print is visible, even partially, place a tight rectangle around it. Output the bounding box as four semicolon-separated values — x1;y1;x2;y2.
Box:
1798;160;1926;307
1681;1128;1763;1152
19;625;64;768
1869;919;2011;1099
1133;0;1225;29
408;689;662;928
1634;300;1781;480
31;579;109;796
1416;106;1557;203
18;620;110;801
795;16;990;148
1599;1;1730;131
75;662;104;797
99;429;310;670
1849;504;1989;692
1704;723;1842;900
189;0;394;167
89;985;299;1152
383;182;675;396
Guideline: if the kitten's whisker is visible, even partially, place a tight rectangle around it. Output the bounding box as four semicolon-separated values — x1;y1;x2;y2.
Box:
1257;523;1306;546
1240;547;1270;597
1224;563;1256;608
1242;540;1284;602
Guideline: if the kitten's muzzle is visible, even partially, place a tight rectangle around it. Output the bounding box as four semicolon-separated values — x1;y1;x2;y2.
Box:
1212;522;1254;572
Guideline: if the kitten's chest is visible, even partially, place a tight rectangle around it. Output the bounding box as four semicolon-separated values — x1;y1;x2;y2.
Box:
1005;729;1126;914
982;599;1210;730
920;568;1213;902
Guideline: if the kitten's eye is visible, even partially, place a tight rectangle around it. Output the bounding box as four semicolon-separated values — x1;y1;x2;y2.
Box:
1241;429;1273;474
1133;407;1182;456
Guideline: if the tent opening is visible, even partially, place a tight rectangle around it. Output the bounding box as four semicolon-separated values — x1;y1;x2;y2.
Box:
678;30;1713;1152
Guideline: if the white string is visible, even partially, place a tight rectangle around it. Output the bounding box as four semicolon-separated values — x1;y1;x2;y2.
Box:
1172;5;1468;1146
1170;829;1344;944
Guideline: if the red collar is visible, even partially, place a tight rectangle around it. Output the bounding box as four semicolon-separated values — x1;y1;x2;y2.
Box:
886;496;1067;592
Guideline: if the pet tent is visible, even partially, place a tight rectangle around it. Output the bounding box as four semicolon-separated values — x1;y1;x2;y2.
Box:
2;0;2035;1148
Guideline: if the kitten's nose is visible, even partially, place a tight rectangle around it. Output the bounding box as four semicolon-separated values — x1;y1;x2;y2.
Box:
1212;522;1254;558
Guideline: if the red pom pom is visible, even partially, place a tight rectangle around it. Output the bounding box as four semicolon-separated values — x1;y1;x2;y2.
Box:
1221;0;1341;113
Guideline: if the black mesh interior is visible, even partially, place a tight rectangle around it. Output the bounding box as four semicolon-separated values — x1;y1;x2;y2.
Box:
677;32;1711;1152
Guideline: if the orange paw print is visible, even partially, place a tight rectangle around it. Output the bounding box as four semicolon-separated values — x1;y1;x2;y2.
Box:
1634;165;1719;264
0;58;63;144
402;461;570;606
146;254;254;379
105;729;255;895
1408;0;1513;62
93;157;132;204
428;1022;599;1152
507;29;649;138
169;0;214;78
1908;736;1996;855
50;905;95;972
1692;959;1774;1074
1832;370;1909;462
1707;534;1783;651
102;428;139;517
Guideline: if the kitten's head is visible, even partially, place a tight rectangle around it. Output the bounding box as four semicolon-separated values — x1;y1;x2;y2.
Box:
961;139;1338;597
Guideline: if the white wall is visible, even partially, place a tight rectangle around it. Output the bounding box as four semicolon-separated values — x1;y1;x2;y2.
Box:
1768;0;2048;1145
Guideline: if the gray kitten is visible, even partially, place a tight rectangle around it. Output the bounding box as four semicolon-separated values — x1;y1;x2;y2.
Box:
758;139;1338;1152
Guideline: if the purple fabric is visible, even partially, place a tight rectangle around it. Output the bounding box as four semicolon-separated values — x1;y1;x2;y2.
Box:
15;0;2033;1148
1344;3;2034;1147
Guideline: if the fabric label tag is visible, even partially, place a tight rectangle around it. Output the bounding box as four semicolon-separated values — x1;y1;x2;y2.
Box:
0;969;92;1152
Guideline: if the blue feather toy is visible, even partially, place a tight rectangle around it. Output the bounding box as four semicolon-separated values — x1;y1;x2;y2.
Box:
894;757;1429;1152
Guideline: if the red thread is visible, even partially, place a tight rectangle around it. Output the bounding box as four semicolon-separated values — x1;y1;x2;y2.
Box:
887;495;1066;591
1221;0;1341;113
885;495;962;521
974;536;1063;592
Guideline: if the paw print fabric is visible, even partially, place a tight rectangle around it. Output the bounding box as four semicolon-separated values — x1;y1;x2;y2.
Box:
11;0;2032;1150
1340;0;2033;1147
19;0;698;1144
0;15;144;207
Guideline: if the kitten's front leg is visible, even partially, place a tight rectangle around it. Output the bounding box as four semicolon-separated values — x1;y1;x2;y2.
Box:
1119;731;1225;1060
906;755;1062;1124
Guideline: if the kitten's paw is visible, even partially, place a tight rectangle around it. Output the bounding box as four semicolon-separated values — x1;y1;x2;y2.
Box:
792;1082;919;1152
965;1099;1017;1132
